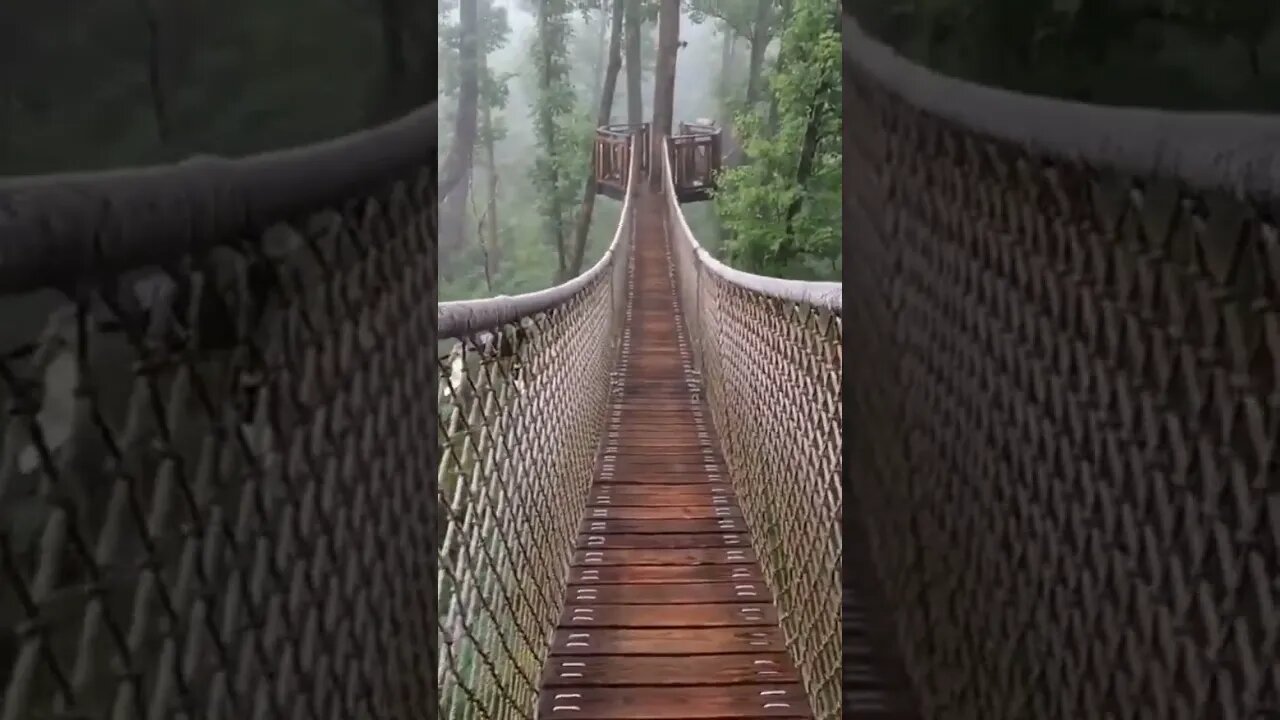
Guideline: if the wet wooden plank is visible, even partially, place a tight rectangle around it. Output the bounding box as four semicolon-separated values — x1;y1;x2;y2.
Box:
563;582;772;605
574;533;750;549
592;483;730;495
612;461;723;473
537;684;811;719
594;475;721;485
558;602;777;628
581;506;741;520
541;653;799;687
577;518;746;534
568;564;762;584
586;491;737;509
609;454;724;462
572;547;758;566
608;438;706;444
537;192;815;720
549;627;787;655
579;517;743;534
586;488;734;508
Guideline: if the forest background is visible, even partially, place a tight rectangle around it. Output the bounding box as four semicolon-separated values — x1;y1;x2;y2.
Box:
3;0;1277;303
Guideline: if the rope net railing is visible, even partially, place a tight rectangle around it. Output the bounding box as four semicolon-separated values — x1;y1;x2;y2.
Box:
435;134;638;719
845;13;1279;720
0;107;435;718
660;138;844;720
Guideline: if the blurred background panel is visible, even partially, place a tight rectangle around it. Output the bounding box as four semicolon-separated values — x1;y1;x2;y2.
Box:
0;0;433;175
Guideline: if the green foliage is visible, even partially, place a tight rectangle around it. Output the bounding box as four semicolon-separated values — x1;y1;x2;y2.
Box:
688;0;766;39
441;1;621;302
531;0;587;261
714;0;840;280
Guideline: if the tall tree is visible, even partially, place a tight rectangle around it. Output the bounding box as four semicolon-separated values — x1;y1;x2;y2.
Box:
764;0;794;133
440;0;480;255
624;0;644;124
717;21;735;116
743;0;772;107
568;0;626;276
688;0;771;112
590;3;611;108
532;0;579;280
649;0;680;189
475;0;512;287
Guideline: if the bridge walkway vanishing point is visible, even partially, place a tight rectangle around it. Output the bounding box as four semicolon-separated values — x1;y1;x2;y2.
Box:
439;124;850;720
536;188;812;719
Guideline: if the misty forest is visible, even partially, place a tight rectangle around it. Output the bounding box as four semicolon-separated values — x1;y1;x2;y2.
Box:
3;0;1276;300
439;0;1278;301
438;0;843;301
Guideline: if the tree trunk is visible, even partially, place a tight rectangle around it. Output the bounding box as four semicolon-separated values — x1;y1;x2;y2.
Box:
782;73;835;251
440;0;480;255
536;0;568;280
650;0;680;189
479;54;500;289
764;0;793;134
567;0;625;277
591;4;610;108
744;0;771;108
718;24;733;116
624;0;643;125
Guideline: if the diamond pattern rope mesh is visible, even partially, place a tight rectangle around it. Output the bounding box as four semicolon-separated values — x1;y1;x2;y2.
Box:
0;166;437;719
436;175;633;718
663;164;843;719
845;50;1280;720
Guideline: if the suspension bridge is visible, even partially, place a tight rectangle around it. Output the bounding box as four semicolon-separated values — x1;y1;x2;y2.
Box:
2;13;1278;720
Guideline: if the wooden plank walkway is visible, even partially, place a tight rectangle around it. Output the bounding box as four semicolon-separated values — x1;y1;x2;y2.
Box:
536;190;814;719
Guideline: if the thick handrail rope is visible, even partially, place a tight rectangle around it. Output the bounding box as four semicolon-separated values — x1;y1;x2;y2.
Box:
438;132;640;339
0;104;436;294
843;15;1280;196
659;136;841;311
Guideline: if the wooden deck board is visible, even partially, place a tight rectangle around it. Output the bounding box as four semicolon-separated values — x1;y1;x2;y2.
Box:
537;685;811;719
577;518;744;534
548;627;788;655
581;506;742;520
571;547;760;566
541;654;799;687
567;564;763;584
562;582;773;605
536;189;813;719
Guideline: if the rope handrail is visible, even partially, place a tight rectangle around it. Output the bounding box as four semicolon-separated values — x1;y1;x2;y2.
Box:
438;132;640;339
435;134;640;719
843;14;1280;196
0;102;435;718
659;136;841;312
659;137;842;720
0;104;436;294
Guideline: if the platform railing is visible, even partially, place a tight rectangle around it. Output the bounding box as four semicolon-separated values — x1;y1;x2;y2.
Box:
661;136;844;720
668;123;722;202
594;123;649;200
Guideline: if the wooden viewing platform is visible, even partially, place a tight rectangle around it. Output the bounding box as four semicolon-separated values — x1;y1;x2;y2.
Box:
535;189;813;719
594;122;719;204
